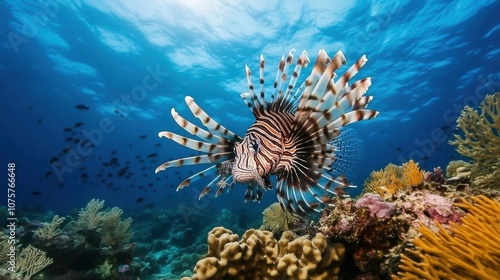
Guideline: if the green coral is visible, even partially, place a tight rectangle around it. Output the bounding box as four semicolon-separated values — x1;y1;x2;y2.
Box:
101;207;134;248
74;199;133;248
260;202;299;236
95;259;114;279
449;92;500;189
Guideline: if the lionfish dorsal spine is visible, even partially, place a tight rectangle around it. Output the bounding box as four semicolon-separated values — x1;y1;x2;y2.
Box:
185;96;240;141
170;108;227;144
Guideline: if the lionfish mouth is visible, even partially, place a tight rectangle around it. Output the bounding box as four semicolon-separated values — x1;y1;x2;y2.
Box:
232;167;266;187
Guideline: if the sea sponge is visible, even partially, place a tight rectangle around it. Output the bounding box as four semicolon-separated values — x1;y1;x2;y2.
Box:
393;195;500;280
449;92;500;189
260;202;299;235
181;227;345;280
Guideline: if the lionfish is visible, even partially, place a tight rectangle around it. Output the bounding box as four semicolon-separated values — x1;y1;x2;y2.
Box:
155;49;378;215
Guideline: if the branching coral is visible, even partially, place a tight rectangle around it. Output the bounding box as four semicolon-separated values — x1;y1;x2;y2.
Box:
33;215;66;241
402;160;424;186
394;195;500;280
75;198;106;230
260;202;299;236
449;92;500;189
181;227;345;280
364;160;424;198
101;207;134;248
15;245;54;279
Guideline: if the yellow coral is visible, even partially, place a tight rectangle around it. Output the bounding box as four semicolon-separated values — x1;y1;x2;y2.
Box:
33;215;66;241
75;198;105;230
393;195;500;280
364;160;424;198
401;160;424;186
449;93;500;189
260;202;299;235
16;245;53;279
182;227;345;280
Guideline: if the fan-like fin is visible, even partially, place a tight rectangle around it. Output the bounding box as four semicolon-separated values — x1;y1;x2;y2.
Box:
158;131;228;154
171;108;227;143
185;96;240;141
176;165;218;190
155;152;233;173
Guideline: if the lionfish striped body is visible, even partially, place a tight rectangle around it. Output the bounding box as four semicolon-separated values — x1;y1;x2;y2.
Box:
155;49;378;215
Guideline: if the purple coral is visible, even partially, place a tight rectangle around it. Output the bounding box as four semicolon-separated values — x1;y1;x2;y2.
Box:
355;193;396;219
423;166;445;184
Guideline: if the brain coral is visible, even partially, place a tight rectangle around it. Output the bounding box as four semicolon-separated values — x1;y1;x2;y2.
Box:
393;195;500;280
181;226;345;280
449;92;500;189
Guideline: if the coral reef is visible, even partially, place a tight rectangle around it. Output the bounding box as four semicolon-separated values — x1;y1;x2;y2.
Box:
181;226;345;280
260;202;299;236
319;196;409;277
363;160;424;198
27;199;137;279
394;195;500;280
449;92;500;189
0;237;53;280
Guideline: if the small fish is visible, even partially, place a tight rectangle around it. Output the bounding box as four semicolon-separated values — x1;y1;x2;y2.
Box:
31;191;42;196
38;118;42;124
154;49;378;215
147;153;158;159
136;197;144;203
140;135;147;139
74;122;84;127
63;127;73;132
75;104;89;111
50;157;59;164
117;264;129;273
44;171;52;178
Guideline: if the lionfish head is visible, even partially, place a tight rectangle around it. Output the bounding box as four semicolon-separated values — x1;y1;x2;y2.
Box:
232;134;266;185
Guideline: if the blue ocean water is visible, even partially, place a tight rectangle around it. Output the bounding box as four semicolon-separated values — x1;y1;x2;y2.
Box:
1;0;499;220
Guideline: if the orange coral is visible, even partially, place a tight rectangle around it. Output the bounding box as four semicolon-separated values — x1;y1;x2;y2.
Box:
393;195;500;280
363;160;424;198
401;160;424;186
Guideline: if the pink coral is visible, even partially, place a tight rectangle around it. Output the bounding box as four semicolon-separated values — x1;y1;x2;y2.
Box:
422;193;461;224
355;193;396;219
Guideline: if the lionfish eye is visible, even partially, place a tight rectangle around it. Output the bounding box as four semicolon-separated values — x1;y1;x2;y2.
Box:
249;139;259;154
